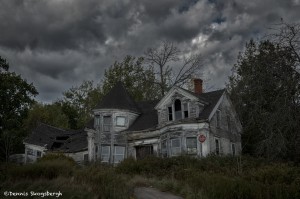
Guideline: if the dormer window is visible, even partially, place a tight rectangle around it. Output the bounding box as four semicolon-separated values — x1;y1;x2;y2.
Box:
168;99;189;121
174;99;182;120
183;103;188;118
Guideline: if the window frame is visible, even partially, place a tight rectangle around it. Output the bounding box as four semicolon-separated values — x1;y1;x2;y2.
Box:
103;115;112;132
161;139;168;157
95;114;101;127
170;138;181;156
183;103;189;118
116;116;126;127
27;148;34;156
101;145;110;163
113;146;125;163
36;151;42;158
186;137;197;154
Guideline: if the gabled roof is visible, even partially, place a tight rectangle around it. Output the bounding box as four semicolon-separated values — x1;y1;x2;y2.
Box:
24;123;87;153
197;89;225;120
94;82;140;113
126;88;225;132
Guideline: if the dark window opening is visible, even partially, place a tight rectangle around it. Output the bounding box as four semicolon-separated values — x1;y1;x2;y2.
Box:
215;139;220;155
168;107;173;121
136;145;153;160
51;142;63;149
174;99;182;120
232;143;236;156
36;151;42;157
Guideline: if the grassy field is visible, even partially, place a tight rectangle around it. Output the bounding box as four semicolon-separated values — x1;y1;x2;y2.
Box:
1;154;299;199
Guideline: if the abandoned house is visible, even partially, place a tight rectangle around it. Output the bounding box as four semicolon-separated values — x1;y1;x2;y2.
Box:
23;79;242;164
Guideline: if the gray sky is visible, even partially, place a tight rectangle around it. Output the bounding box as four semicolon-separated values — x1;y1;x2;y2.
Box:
1;0;300;103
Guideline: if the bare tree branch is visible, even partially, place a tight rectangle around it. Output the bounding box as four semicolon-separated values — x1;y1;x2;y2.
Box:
144;41;203;96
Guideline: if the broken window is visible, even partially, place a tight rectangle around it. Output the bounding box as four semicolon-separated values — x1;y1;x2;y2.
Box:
186;137;197;154
114;146;125;163
101;146;110;162
103;116;112;132
116;116;126;127
171;138;181;156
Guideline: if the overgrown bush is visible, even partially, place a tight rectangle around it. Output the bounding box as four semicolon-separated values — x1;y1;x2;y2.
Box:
75;164;133;199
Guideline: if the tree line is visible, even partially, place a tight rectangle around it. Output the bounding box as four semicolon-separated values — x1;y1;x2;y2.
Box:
1;21;299;162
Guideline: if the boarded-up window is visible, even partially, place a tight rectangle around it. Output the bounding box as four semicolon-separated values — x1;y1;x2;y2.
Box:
171;138;181;156
186;137;197;154
103;116;112;132
101;146;110;162
114;146;125;163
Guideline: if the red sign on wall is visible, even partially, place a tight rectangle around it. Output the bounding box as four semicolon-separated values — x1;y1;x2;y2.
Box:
198;134;206;143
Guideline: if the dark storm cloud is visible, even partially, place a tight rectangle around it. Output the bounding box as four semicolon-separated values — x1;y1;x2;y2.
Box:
0;0;300;102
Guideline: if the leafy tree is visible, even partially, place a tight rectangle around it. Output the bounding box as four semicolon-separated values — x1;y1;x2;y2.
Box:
228;40;300;161
61;80;103;128
102;55;159;101
0;56;38;161
23;103;70;132
144;41;203;96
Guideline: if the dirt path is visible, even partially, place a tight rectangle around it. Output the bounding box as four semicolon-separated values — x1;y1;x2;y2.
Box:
134;187;183;199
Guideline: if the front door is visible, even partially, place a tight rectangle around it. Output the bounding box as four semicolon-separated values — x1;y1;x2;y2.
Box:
135;145;153;160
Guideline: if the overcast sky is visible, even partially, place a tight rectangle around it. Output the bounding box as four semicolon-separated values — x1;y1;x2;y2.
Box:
1;0;300;103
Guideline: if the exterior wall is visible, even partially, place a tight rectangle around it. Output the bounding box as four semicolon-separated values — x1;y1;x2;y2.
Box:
157;92;203;127
209;93;242;156
65;150;88;164
89;109;139;163
24;143;46;163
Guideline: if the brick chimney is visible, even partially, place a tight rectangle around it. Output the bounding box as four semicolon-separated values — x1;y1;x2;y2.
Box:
194;79;203;94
